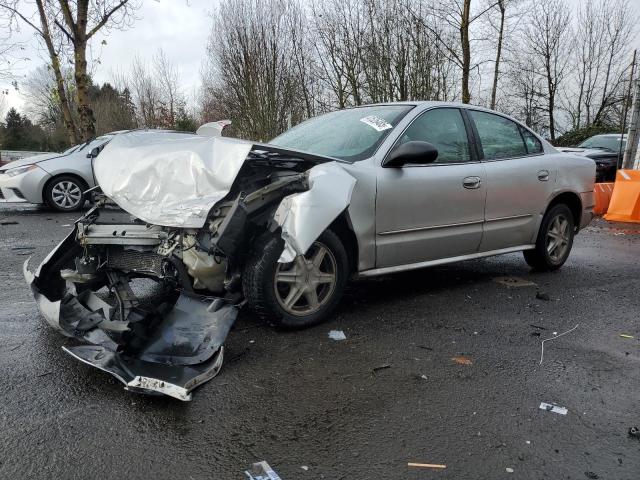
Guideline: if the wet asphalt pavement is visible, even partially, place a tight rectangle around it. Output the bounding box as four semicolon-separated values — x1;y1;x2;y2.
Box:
0;203;639;480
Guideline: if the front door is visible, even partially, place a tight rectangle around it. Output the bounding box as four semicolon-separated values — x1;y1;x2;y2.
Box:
375;108;487;268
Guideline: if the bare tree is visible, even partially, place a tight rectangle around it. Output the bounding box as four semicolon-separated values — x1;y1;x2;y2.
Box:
522;0;571;140
203;0;311;140
1;0;140;142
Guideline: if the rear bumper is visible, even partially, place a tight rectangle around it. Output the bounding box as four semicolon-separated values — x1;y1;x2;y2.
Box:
580;190;595;229
0;166;50;204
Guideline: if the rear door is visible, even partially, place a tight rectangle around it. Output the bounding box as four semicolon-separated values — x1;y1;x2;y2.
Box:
466;110;556;251
375;107;486;268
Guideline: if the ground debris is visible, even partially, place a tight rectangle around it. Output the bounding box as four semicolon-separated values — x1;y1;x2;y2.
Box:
244;461;282;480
584;472;599;479
452;356;473;366
539;402;568;415
328;330;346;341
619;334;635;339
506;467;514;473
408;462;446;469
628;426;640;439
539;324;579;365
493;276;536;287
0;221;18;225
536;292;551;301
372;363;391;373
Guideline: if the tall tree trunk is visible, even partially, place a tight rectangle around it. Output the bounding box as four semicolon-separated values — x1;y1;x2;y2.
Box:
34;0;79;144
74;41;95;140
490;0;505;110
460;0;471;104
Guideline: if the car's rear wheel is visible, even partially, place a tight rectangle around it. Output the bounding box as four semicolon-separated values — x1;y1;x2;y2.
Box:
243;230;349;328
524;203;575;271
45;176;87;212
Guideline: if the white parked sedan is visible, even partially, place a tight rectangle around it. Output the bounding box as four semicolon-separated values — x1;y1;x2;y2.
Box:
0;134;121;211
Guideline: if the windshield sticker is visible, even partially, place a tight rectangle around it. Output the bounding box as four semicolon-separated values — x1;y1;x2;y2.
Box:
360;115;393;132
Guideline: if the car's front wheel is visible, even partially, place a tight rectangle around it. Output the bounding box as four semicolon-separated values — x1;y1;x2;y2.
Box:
243;230;349;328
45;176;87;212
524;203;575;271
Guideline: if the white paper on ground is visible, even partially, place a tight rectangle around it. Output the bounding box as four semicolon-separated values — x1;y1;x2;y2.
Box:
539;402;568;415
328;330;347;341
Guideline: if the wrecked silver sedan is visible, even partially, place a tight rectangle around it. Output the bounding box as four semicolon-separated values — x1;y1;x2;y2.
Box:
26;102;595;400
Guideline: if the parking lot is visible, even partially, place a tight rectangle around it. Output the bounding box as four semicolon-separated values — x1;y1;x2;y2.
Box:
1;202;639;479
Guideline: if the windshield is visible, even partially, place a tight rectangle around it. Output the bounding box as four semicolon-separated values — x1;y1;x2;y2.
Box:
578;135;626;152
270;105;414;162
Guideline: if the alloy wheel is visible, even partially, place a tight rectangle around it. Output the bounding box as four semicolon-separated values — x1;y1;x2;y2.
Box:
51;180;82;209
274;242;337;316
546;214;570;263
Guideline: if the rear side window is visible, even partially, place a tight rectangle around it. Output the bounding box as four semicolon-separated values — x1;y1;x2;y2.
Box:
469;111;527;160
519;126;543;154
398;108;471;164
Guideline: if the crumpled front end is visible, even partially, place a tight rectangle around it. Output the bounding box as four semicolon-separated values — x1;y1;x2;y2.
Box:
25;222;237;401
25;132;358;400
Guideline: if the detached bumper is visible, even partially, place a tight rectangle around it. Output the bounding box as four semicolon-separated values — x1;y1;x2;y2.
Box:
24;230;238;401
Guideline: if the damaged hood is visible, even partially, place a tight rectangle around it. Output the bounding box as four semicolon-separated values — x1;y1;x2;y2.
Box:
94;131;254;228
94;131;339;228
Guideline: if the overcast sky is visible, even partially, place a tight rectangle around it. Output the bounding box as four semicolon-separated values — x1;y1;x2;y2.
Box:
2;0;639;117
4;0;219;113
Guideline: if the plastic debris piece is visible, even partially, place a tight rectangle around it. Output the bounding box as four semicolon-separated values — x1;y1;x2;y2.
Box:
619;334;635;339
328;330;346;341
301;466;309;471
539;402;568;415
245;461;282;480
452;356;473;365
372;363;391;373
536;292;551;301
628;426;640;439
506;467;514;473
407;463;446;469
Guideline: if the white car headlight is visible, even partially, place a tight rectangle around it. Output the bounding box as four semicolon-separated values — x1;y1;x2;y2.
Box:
4;164;37;177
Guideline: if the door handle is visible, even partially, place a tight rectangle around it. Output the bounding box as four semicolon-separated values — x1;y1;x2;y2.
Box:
463;176;482;189
538;170;550;181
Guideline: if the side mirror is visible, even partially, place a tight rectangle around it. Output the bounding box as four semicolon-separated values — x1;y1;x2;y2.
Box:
383;141;438;167
86;147;100;159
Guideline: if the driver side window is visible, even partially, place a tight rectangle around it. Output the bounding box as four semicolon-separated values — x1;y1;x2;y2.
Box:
399;108;471;164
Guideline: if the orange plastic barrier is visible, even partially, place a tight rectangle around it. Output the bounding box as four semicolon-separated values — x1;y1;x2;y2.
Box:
604;170;640;223
593;182;614;215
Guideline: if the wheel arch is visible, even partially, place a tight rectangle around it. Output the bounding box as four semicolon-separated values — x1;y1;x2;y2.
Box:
544;191;582;230
328;212;359;274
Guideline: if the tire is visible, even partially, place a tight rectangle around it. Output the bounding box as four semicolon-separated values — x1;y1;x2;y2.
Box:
243;230;349;329
45;175;87;212
524;203;575;271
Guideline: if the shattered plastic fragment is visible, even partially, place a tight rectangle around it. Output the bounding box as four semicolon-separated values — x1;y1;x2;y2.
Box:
244;461;282;480
328;330;347;341
539;402;568;415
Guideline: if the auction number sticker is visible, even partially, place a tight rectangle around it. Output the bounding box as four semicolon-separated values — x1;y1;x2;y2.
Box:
360;115;393;131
